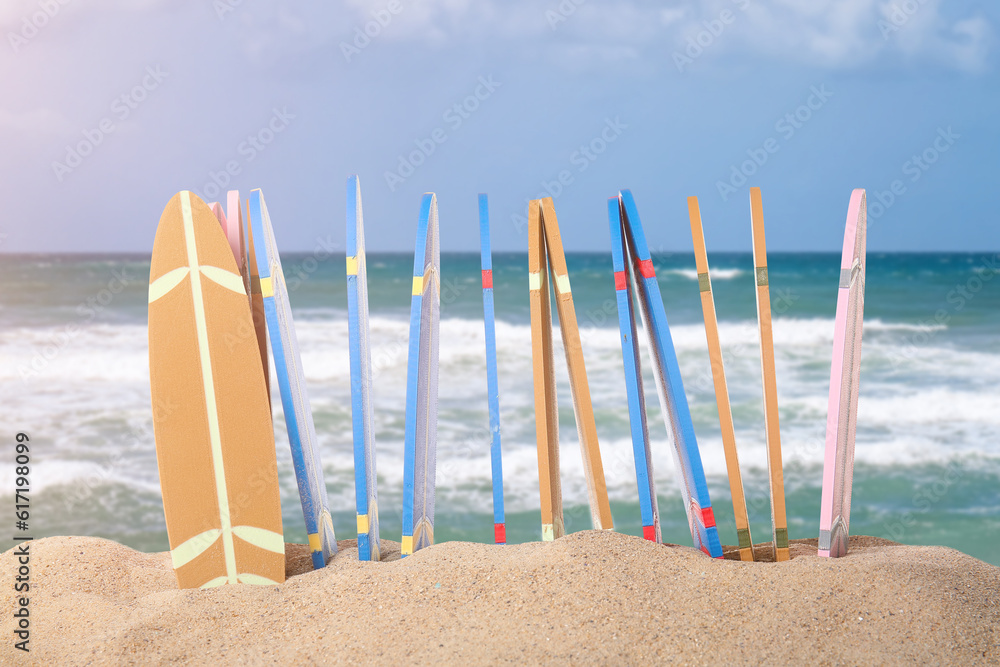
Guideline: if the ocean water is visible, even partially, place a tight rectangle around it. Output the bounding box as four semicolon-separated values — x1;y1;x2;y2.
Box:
1;251;998;565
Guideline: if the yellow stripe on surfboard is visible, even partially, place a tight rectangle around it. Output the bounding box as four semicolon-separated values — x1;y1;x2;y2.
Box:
180;191;240;584
688;196;754;562
749;187;790;562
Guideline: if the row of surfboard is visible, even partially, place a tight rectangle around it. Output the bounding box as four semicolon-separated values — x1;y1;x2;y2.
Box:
148;181;865;589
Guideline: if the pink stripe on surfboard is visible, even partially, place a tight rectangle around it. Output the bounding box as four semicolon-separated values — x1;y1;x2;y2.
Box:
819;189;866;558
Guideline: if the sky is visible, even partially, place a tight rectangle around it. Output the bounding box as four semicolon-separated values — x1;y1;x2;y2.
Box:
0;0;996;254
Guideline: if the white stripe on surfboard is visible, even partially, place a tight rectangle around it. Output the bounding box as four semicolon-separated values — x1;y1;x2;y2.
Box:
181;191;238;585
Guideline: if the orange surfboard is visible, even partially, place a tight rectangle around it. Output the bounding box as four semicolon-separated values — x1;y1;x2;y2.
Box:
148;191;285;589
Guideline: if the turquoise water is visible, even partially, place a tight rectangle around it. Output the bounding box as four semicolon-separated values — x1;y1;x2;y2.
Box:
1;251;998;564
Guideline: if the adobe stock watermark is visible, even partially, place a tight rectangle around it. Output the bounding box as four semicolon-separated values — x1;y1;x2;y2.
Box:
19;266;133;380
716;84;833;202
545;0;587;30
340;0;403;62
194;107;295;202
867;127;959;224
509;117;628;234
51;66;168;183
383;76;502;192
213;0;247;21
673;0;751;73
8;0;73;53
885;252;996;372
878;0;932;39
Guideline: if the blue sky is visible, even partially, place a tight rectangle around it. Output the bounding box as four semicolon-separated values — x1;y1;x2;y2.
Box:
0;0;996;253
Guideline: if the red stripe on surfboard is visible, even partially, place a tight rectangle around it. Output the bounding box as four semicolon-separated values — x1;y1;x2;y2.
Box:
482;269;493;289
614;270;627;291
494;523;506;544
701;507;717;528
642;525;657;542
638;259;655;279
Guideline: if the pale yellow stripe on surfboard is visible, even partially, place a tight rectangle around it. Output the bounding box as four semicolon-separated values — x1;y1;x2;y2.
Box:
259;276;274;298
200;576;229;589
541;524;555;542
308;533;322;552
412;276;424;296
346;256;359;276
170;528;221;569
200;265;248;296
181;191;238;585
528;271;542;291
148;267;190;303
357;513;369;535
401;535;413;555
231;525;285;554
553;273;571;295
237;573;281;586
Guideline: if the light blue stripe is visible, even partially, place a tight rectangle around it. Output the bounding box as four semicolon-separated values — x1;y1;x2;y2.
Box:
479;194;505;529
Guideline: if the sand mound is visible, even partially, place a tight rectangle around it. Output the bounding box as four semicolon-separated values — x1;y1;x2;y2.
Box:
2;532;997;665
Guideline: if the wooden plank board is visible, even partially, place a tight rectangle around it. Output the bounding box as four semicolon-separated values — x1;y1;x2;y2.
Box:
749;187;790;562
607;196;660;543
148;190;284;589
248;188;337;570
401;193;441;557
346;176;381;562
687;196;754;562
528;199;563;541
819;189;867;558
538;198;614;533
618;190;722;558
478;193;506;545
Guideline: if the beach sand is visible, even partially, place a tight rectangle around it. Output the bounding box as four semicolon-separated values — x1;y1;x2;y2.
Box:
2;531;997;665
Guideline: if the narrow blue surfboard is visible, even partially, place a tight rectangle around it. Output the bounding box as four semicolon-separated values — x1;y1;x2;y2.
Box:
248;189;337;569
347;176;380;562
607;197;660;544
401;193;440;557
478;194;506;545
617;189;723;559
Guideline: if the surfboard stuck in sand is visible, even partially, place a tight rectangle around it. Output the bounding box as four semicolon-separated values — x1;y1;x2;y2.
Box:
819;189;867;558
612;190;722;558
478;193;506;545
401;193;441;557
346;175;381;562
529;197;614;541
749;187;790;562
148;190;285;589
248;188;337;570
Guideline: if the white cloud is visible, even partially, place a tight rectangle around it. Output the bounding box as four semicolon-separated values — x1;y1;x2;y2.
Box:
0;107;70;135
333;0;994;72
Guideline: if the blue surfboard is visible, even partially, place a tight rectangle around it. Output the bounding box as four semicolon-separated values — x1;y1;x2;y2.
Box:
607;197;661;544
401;193;440;557
616;189;723;558
248;189;337;569
478;194;506;544
347;176;380;562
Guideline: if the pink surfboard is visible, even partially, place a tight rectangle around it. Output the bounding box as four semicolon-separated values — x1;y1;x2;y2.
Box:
818;189;867;558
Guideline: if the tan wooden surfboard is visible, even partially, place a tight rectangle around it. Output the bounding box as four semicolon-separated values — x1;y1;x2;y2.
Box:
749;187;790;562
529;197;614;540
148;190;285;589
688;196;754;561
